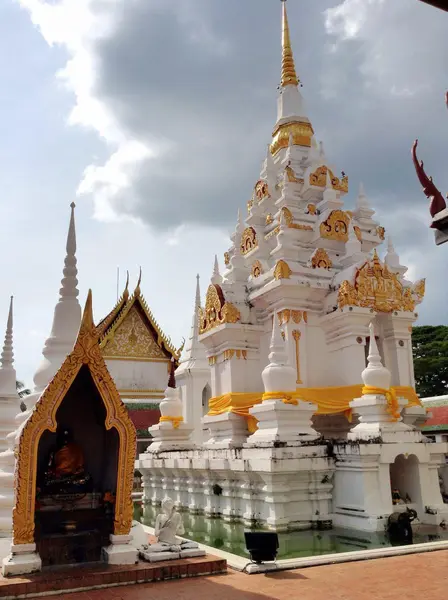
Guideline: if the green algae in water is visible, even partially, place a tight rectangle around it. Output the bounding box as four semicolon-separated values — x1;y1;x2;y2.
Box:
134;501;448;560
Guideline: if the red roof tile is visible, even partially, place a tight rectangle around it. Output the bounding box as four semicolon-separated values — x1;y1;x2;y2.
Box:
422;405;448;430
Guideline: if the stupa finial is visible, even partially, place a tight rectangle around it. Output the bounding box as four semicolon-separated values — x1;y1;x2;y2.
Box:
211;255;222;285
168;357;176;389
280;0;299;87
361;322;391;391
195;273;201;309
0;297;14;371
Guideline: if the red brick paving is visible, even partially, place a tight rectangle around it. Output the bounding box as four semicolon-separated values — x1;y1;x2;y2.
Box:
48;550;448;600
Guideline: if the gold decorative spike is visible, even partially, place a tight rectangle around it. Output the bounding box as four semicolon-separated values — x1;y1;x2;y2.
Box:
251;260;263;278
12;291;136;545
240;227;258;255
292;329;302;384
320;210;351;242
337;253;417;313
265;225;280;240
274;260;292;280
224;251;230;266
266;213;273;225
198;284;241;334
376;226;386;240
281;0;298;87
311;248;332;270
271;121;314;154
354;225;362;241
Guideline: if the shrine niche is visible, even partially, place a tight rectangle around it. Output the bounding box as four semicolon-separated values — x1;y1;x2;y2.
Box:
320;210;351;242
240;227;258;255
12;291;136;566
198;284;241;334
337;251;419;313
251;260;263;278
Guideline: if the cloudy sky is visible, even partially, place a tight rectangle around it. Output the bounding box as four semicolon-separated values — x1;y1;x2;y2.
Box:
1;0;447;387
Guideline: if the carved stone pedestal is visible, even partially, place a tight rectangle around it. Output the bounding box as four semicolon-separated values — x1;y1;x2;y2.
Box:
202;412;249;448
2;543;42;577
102;534;138;565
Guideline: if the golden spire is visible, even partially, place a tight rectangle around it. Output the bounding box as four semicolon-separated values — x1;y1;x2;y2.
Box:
280;0;299;87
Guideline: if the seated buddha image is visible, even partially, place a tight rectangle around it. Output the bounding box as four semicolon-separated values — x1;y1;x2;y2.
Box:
43;428;92;495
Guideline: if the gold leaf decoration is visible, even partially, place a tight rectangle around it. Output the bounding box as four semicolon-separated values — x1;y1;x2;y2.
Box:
199;284;241;334
376;226;386;240
320;210;351;242
271;121;314;155
354;225;362;241
285;164;303;184
307;204;317;215
273;260;292;280
254;179;270;201
224;251;230;266
251;260;263;278
337;251;416;313
311;248;332;270
240;227;258;255
279;207;293;225
413;278;425;300
265;213;273;225
13;291;136;546
309;165;348;193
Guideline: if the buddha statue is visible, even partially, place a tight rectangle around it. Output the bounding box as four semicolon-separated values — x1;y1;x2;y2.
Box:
141;497;200;559
44;428;92;495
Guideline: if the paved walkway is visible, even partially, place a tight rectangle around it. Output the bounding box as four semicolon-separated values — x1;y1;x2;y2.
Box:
52;550;448;600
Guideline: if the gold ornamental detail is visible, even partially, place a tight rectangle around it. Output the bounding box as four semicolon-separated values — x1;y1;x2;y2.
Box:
265;225;280;240
240;227;258;255
376;226;386;240
271;121;314;155
278;207;313;231
254;179;270;201
251;260;263;278
285;164;303;184
337;251;416;313
292;329;303;385
320;210;351;242
354;225;362;241
224;251;230;266
311;248;332;270
12;291;136;546
265;213;273;225
199;284;241;334
223;349;247;361
274;260;292;280
277;309;306;325
247;198;254;213
413;278;425;300
208;356;217;366
307;203;317;215
309;165;349;194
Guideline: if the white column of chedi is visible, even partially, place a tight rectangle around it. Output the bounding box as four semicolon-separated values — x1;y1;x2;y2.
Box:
0;297;21;534
148;359;194;453
16;203;81;429
348;322;420;443
247;316;319;445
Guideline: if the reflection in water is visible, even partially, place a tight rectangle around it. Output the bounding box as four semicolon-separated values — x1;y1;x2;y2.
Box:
133;502;448;560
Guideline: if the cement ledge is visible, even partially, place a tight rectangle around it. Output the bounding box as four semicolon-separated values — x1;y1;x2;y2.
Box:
141;525;448;574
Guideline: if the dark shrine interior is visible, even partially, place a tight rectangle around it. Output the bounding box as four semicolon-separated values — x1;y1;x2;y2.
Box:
35;366;119;567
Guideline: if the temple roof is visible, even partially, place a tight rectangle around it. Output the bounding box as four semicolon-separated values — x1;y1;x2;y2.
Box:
98;272;179;362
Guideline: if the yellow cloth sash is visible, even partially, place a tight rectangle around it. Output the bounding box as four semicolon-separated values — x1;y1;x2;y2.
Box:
362;386;400;421
159;416;184;429
206;385;421;432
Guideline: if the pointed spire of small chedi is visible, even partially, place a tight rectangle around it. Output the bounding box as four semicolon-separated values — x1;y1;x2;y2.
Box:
175;275;209;444
247;314;319;444
0;297;21;534
17;203;82;427
211;255;222;286
354;182;375;220
348;323;413;441
384;236;407;278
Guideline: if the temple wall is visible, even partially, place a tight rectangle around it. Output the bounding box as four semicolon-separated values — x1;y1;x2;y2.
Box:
105;359;169;397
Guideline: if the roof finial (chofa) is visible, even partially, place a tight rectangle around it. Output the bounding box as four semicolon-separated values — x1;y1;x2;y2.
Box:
280;0;299;88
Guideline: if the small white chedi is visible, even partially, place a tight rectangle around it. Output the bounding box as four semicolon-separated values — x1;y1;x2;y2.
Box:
139;498;204;563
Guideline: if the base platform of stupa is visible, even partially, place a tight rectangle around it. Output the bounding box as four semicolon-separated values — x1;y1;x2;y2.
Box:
0;555;226;598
